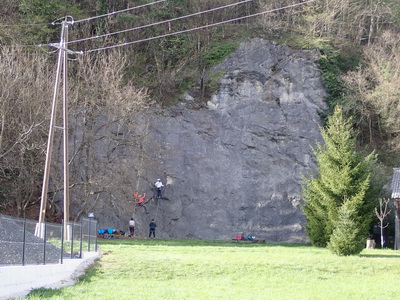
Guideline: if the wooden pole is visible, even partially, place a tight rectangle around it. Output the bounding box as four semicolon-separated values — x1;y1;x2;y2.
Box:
63;21;70;239
38;21;68;226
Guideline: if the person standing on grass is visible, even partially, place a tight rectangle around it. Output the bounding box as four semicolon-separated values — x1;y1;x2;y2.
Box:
129;218;135;237
149;219;157;238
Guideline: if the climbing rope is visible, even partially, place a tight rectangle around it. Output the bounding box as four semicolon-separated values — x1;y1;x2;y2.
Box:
135;118;149;193
132;118;150;218
154;197;160;220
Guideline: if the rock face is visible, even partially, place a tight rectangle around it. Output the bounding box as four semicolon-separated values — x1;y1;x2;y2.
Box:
72;39;327;242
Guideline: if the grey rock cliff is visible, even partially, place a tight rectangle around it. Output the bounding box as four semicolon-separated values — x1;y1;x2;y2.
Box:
70;39;327;242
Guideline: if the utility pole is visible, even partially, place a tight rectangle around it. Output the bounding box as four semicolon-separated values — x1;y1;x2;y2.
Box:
63;21;70;239
37;19;72;238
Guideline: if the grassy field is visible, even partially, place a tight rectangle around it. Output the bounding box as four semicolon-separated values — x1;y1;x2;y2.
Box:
25;239;400;300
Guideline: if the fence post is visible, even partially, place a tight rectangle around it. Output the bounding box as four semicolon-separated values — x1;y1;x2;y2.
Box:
60;220;64;264
88;218;91;252
79;219;83;258
70;221;74;258
94;220;98;252
43;221;47;265
22;218;27;266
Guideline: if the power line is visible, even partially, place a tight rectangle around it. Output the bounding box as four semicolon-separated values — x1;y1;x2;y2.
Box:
83;0;317;53
67;0;254;45
74;0;168;24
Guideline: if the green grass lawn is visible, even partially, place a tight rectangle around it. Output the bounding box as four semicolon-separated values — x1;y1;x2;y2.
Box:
26;239;400;300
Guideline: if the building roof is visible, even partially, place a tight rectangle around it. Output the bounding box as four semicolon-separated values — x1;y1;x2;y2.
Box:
391;168;400;199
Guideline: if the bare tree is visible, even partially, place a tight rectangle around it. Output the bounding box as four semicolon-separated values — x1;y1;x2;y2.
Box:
60;50;151;221
0;46;152;220
343;30;400;152
0;47;54;217
374;198;392;248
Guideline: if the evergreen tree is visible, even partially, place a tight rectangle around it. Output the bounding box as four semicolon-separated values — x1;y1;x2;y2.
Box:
302;106;378;254
328;204;366;255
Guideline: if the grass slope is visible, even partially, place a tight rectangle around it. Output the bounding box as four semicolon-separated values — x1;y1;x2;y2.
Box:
26;239;400;299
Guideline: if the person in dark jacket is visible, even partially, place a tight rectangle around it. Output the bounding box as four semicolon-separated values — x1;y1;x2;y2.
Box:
149;219;157;238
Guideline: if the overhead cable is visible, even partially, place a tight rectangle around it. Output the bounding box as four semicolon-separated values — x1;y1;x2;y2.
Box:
74;0;168;24
83;0;317;53
67;0;254;45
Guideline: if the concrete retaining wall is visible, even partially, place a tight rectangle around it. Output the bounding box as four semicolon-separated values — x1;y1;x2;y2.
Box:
0;251;100;300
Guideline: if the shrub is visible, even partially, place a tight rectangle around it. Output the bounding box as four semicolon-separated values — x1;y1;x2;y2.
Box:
202;43;238;67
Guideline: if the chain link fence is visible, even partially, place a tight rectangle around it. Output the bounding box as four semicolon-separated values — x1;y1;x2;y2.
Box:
0;214;98;266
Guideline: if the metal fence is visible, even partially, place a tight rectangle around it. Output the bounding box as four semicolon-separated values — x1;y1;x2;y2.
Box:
0;214;98;266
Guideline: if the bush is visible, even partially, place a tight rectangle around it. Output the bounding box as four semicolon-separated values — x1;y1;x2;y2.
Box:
202;43;238;67
317;46;361;115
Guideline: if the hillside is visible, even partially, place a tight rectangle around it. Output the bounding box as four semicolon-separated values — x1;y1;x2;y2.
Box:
0;1;399;238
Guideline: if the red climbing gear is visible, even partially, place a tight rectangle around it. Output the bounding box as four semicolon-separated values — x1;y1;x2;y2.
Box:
137;193;146;204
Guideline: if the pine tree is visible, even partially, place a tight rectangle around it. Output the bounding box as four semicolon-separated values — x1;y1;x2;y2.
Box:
302;106;378;254
328;204;366;255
